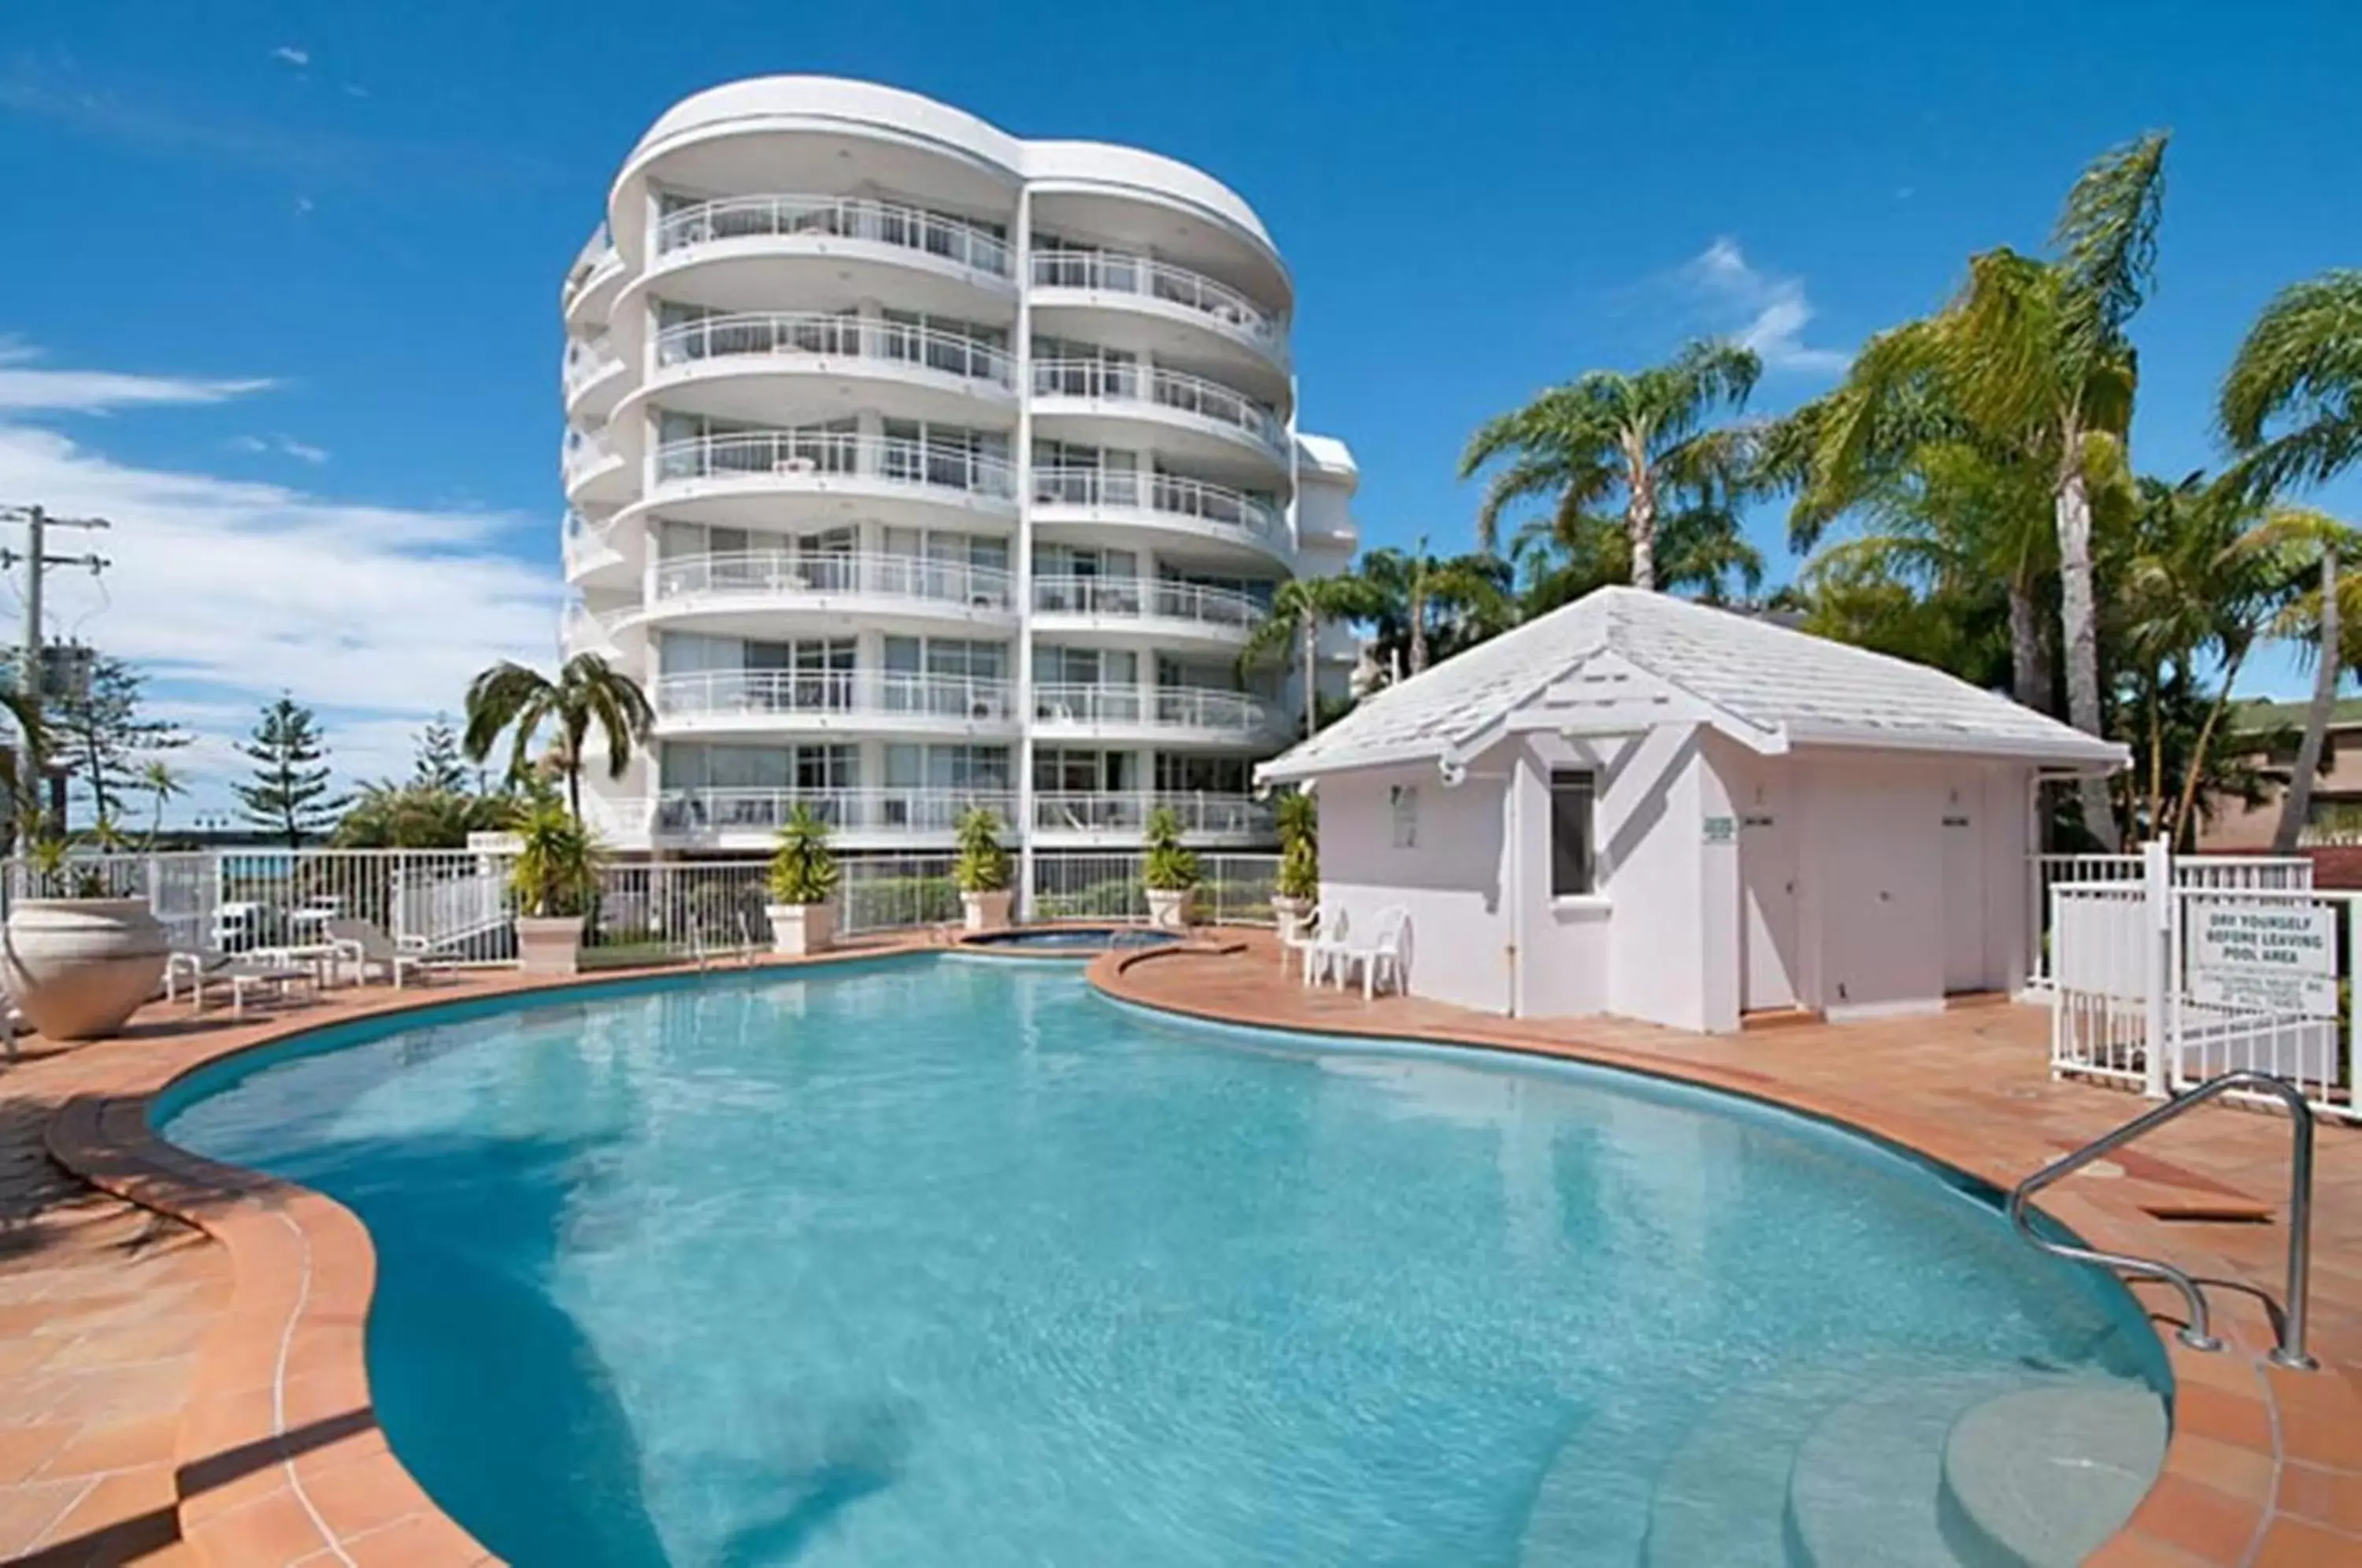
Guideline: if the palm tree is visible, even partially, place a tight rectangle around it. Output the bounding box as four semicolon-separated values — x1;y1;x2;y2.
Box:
463;653;655;821
1461;338;1761;592
138;760;186;849
1240;575;1383;738
1775;133;2168;849
1351;538;1515;675
2264;516;2362;852
2222;269;2362;498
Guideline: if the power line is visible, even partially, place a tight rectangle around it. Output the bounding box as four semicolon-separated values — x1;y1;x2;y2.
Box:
0;503;112;839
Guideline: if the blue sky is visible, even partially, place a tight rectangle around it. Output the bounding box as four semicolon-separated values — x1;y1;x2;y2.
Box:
2;0;2356;815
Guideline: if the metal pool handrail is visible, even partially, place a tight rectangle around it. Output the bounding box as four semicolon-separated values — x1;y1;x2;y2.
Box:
2006;1068;2316;1370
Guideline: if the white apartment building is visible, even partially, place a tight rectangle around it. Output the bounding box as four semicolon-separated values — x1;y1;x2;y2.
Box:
559;76;1361;884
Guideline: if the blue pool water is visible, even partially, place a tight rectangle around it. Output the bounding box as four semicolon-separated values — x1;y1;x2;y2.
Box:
961;925;1179;952
157;958;2166;1566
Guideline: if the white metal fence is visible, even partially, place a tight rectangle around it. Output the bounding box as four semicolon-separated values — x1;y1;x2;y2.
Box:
2047;845;2356;1120
2026;852;2313;990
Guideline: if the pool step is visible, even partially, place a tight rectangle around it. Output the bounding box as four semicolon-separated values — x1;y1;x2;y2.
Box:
1936;1384;2166;1567
1785;1374;2165;1568
1517;1395;1686;1568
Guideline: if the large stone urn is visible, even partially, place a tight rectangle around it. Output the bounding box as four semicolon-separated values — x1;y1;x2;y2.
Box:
3;899;171;1040
961;889;1013;933
1146;888;1194;932
766;901;835;957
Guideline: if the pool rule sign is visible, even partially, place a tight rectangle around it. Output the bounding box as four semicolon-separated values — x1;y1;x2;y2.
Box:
2187;900;2338;1018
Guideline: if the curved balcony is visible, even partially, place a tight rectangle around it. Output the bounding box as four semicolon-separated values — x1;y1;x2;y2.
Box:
653;668;1016;736
650;195;1014;312
646;312;1015;422
563;512;634;588
1029;575;1264;649
562;228;626;327
1029;359;1287;467
652;787;1013;846
1031;791;1274;843
1031;682;1275;744
561;601;632;658
563;335;628;420
652;431;1018;524
1031;467;1287;562
1029;248;1286;375
562;429;631;505
648;549;1016;631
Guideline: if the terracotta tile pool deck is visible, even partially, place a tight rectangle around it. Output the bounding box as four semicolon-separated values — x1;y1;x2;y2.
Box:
0;927;2353;1565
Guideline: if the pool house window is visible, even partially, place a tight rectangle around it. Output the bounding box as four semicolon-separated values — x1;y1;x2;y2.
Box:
1549;770;1596;896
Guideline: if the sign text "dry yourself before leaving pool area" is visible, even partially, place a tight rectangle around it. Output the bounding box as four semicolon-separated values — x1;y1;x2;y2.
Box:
2188;901;2339;1019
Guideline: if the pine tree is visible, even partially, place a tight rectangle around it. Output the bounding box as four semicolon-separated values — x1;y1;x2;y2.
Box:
233;695;349;848
411;715;471;793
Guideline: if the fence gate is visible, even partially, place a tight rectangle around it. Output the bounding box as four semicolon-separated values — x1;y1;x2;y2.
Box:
2049;842;2357;1121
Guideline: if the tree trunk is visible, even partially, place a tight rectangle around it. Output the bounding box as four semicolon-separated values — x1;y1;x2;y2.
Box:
2170;642;2249;851
2006;575;2047;713
566;762;583;823
2053;461;2119;848
2273;549;2340;854
1627;469;1658;594
1301;608;1318;737
1409;573;1429;675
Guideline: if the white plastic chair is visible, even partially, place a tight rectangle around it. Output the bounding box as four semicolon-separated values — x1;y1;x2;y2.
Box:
1301;907;1354;988
1279;903;1332;982
1333;905;1410;999
323;918;435;989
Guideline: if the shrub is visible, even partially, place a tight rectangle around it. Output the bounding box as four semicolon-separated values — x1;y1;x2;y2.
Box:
767;803;840;905
510;793;602;918
1142;805;1199;893
953;806;1011;894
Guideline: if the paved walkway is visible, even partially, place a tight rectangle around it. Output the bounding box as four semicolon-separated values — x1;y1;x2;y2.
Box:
1095;934;2362;1566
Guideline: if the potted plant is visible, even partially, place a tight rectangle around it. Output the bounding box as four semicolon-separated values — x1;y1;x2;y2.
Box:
2;835;170;1040
765;803;839;956
1272;790;1319;939
510;792;602;976
954;805;1013;932
1142;804;1200;931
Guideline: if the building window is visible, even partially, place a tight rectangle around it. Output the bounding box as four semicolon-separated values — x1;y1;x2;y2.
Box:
1550;771;1596;896
1390;784;1419;849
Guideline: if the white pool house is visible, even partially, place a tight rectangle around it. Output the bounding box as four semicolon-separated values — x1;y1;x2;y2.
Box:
1257;587;2128;1033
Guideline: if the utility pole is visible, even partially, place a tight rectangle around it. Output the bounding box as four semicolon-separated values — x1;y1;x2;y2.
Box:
0;504;112;841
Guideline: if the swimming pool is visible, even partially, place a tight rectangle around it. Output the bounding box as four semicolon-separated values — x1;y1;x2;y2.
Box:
957;924;1180;954
157;957;2168;1566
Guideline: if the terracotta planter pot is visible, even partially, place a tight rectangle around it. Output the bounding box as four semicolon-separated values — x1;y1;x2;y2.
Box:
961;889;1013;933
1145;888;1194;932
767;902;835;956
3;898;171;1040
515;915;583;977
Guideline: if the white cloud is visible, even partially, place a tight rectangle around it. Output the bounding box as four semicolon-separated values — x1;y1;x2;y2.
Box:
0;346;560;815
1676;239;1848;374
229;432;329;464
271;46;310;68
0;349;273;414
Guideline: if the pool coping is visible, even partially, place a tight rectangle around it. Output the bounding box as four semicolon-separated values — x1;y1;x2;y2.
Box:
30;930;2360;1566
1087;941;2362;1567
41;939;934;1568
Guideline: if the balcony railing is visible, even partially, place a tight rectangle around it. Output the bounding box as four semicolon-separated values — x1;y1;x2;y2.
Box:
1031;466;1283;545
655;431;1016;502
564;335;622;396
654;669;1015;724
1030;575;1263;631
564;430;622;484
655;312;1013;388
1030;248;1281;350
1030;360;1284;452
654;195;1013;278
1033;792;1273;837
653;550;1013;612
563;227;620;307
1032;683;1271;736
654;787;1013;838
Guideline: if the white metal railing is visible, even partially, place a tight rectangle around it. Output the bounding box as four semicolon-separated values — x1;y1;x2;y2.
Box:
564;228;620;307
1032;793;1273;837
1029;248;1280;350
1031;682;1271;736
1030;466;1283;543
564;336;622;396
1028;850;1280;925
656;431;1016;501
1029;359;1283;451
654;668;1015;724
561;601;628;650
655;195;1013;278
655;312;1013;388
1030;575;1262;631
653;550;1013;612
2027;852;2313;989
652;787;1013;838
